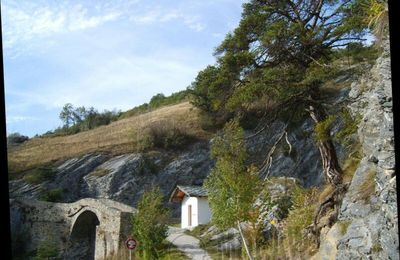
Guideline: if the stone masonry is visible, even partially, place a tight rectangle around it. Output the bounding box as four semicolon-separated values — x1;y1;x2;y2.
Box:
10;198;136;259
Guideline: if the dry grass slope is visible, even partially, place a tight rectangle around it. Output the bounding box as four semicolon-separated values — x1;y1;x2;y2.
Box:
8;102;210;174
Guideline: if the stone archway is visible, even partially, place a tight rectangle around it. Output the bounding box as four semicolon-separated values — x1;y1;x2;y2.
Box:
67;210;100;260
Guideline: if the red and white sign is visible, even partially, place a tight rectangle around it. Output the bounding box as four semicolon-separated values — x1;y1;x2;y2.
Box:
125;237;138;251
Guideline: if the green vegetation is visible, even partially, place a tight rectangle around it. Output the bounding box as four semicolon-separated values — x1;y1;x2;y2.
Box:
184;224;212;238
314;115;337;142
45;103;121;137
188;0;374;187
204;119;262;258
364;0;388;42
314;109;361;144
371;241;383;253
338;220;352;235
7;132;29;146
40;188;64;202
23;167;57;185
120;90;189;119
137;121;195;151
259;186;319;259
33;240;60;260
131;187;169;260
189;0;370;119
205;119;261;228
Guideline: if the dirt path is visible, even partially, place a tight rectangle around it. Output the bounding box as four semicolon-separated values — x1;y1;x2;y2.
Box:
167;226;213;260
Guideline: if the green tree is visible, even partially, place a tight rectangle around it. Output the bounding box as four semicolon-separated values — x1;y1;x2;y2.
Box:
131;187;169;260
192;0;371;186
59;103;74;127
204;119;261;259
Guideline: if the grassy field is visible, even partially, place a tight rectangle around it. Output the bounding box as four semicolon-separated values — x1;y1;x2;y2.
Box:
7;102;210;175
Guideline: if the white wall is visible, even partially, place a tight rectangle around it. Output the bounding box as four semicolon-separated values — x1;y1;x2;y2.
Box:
181;196;212;229
197;197;211;225
181;196;198;229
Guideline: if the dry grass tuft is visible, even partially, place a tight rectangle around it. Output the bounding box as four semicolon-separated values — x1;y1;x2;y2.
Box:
356;169;376;203
318;184;336;204
8;102;210;175
90;168;111;177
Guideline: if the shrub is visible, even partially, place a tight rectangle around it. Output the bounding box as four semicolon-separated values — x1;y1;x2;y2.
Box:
137;121;194;151
34;240;60;260
23;167;57;185
40;188;64;202
7;132;29;146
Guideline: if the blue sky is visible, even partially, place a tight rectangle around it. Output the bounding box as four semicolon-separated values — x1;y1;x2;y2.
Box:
1;0;246;137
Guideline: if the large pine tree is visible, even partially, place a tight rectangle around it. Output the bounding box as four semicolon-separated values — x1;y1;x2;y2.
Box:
191;0;369;186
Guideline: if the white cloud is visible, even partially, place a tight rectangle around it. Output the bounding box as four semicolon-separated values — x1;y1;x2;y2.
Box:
129;6;205;32
1;1;121;54
183;16;206;32
6;115;39;124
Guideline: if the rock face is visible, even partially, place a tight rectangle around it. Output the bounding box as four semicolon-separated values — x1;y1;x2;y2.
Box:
9;142;213;217
317;39;398;259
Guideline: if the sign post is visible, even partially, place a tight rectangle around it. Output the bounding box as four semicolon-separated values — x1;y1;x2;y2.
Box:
125;237;137;260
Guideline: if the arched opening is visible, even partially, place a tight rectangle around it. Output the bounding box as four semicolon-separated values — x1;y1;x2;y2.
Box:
67;210;100;260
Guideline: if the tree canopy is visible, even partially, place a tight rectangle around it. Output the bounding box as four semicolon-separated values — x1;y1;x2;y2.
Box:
190;0;370;118
190;0;373;186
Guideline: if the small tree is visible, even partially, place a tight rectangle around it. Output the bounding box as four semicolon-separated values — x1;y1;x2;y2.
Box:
131;187;169;260
204;119;261;259
59;103;74;127
7;132;29;145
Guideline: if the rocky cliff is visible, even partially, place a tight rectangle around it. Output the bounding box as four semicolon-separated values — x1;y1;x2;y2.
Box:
316;39;398;259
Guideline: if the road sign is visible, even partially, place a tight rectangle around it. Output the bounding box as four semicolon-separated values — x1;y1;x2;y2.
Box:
126;237;138;251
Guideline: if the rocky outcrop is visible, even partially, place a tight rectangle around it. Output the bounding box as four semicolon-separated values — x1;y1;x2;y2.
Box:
9;142;213;217
316;39;398;259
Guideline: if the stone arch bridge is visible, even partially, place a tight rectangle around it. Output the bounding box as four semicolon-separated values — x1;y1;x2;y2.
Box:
10;198;136;259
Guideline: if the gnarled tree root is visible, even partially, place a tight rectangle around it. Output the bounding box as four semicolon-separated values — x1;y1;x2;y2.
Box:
306;183;349;247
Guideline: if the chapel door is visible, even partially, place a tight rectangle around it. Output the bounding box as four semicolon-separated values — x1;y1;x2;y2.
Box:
188;205;192;226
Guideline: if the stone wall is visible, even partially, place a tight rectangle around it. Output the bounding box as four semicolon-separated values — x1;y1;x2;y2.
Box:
10;198;136;259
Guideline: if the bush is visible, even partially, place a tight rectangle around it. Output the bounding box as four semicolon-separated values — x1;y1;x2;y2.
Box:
40;188;64;202
34;240;60;260
23;167;57;185
137;121;194;151
7;132;29;145
259;185;319;258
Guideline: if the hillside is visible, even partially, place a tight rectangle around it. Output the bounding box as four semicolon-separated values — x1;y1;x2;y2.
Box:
7;102;210;174
8;1;397;259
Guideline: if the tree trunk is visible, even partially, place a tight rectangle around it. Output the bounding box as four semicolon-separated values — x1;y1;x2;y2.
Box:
237;221;254;260
308;105;343;186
